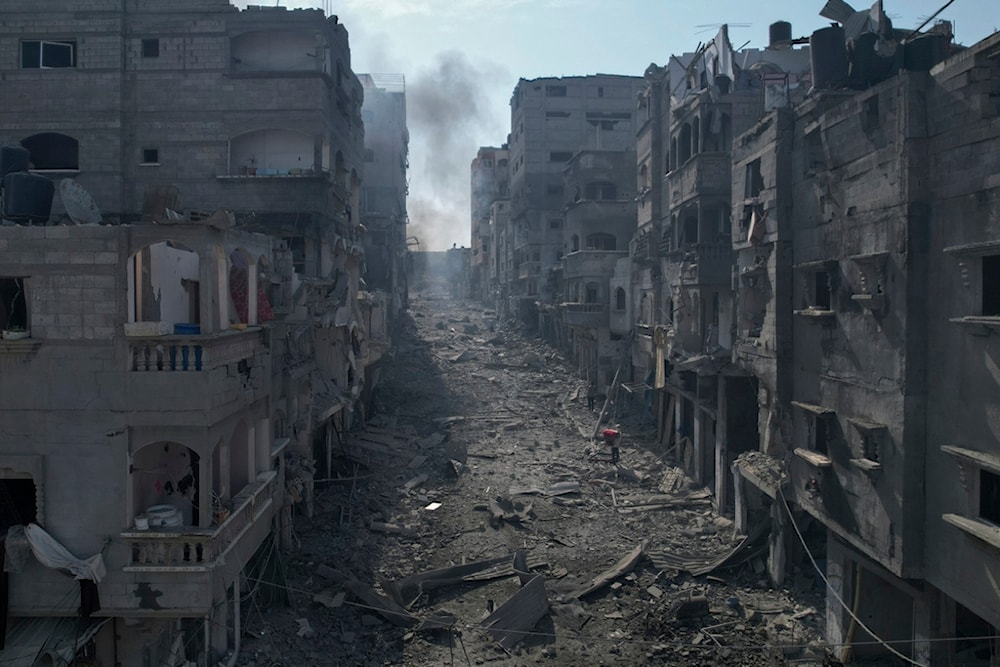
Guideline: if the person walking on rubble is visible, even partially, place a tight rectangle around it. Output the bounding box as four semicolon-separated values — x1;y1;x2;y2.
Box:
587;379;598;411
600;426;622;464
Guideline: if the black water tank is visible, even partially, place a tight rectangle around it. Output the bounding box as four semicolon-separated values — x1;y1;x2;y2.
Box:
770;21;792;48
0;146;29;178
3;172;54;223
811;25;849;90
905;34;949;71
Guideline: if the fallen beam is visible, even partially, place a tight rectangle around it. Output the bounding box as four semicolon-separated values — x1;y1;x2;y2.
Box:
482;574;549;649
571;541;646;599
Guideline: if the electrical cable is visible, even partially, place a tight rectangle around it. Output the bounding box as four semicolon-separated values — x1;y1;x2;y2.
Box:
778;487;927;666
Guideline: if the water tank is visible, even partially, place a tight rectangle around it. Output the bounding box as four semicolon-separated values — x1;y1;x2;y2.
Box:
904;34;949;71
3;172;54;223
0;146;29;178
810;25;849;90
770;21;792;48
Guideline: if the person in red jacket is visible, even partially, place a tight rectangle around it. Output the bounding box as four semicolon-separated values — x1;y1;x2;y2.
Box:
601;427;621;464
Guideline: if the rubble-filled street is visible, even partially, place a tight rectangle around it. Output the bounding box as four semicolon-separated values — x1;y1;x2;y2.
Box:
237;286;831;667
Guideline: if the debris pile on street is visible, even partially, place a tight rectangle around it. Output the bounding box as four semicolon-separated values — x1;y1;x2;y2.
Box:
236;288;831;666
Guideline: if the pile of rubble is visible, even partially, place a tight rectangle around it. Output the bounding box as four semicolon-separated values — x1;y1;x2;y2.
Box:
236;290;832;666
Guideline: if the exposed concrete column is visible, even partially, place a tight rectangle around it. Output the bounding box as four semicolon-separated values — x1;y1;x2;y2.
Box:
768;498;788;587
826;534;851;658
732;464;747;534
715;376;729;510
911;588;933;667
255;417;270;474
693;409;704;482
198;456;213;528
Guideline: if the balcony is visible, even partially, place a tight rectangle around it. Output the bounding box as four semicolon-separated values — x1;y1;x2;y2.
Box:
518;261;542;280
563;250;626;281
674;242;733;286
562;303;608;329
127;327;265;373
122;471;279;572
666;153;730;205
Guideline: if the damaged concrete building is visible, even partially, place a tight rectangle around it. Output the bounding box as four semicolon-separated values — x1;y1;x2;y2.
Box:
505;75;644;325
725;10;1000;665
469;146;509;305
0;1;397;665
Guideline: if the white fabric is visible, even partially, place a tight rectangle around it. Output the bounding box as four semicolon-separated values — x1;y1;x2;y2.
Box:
22;523;107;583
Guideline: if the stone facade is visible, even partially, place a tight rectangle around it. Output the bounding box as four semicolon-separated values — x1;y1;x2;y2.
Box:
0;2;390;665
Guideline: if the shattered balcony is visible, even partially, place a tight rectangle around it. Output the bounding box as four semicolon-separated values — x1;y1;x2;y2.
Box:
562;303;608;329
666;153;731;204
562;250;626;281
675;242;733;286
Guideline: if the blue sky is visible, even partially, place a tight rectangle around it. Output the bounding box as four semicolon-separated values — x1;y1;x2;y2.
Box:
236;1;997;249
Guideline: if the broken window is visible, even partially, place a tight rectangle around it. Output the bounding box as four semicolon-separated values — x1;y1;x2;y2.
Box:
545;111;570;119
585;283;599;303
981;469;1000;525
141;148;159;165
813;417;830;456
21;132;79;170
21;40;76;68
814;271;832;310
545;85;567;97
615;287;626;310
549;151;573;163
142;38;160;58
0;479;37;531
744;159;764;199
982;255;1000;316
584;181;616;200
805;130;825;173
0;277;28;332
284;237;306;274
585;233;616;251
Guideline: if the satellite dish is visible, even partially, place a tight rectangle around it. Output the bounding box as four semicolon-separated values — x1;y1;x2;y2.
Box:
59;178;103;225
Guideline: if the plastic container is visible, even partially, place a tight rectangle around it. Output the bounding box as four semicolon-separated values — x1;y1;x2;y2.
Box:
134;514;149;530
173;323;200;335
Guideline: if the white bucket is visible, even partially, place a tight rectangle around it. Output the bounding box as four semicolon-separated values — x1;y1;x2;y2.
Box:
134;514;149;530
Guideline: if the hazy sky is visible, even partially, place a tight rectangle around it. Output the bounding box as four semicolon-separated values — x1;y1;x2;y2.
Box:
235;1;996;250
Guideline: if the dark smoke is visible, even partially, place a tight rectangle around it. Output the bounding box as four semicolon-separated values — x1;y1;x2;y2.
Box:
407;51;507;250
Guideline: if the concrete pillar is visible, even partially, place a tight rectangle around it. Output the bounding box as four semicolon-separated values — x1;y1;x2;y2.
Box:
768;499;787;587
693;410;704;482
198;457;212;527
732;465;747;534
254;417;270;474
716;376;729;510
911;589;933;667
247;264;258;325
826;534;851;658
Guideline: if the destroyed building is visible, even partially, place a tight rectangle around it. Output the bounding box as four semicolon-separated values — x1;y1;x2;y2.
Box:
470;146;509;305
725;10;1000;665
543;148;637;389
505;75;644;325
0;1;400;665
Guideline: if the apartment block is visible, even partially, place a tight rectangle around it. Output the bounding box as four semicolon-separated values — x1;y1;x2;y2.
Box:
470;146;509;304
0;2;390;665
506;74;643;323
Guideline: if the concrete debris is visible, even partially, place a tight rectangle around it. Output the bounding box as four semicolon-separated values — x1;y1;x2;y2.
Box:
486;496;534;528
672;595;711;620
295;618;315;638
481;574;549;649
571;541;646;599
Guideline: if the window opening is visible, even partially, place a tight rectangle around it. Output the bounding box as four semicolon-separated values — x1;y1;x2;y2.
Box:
142;39;160;58
21;133;79;170
983;255;1000;316
549;151;573;162
545;85;567;97
0;278;28;331
141;148;159;165
21;40;76;68
0;479;37;531
615;287;626;310
814;417;829;456
744;159;764;199
814;271;831;310
981;469;1000;525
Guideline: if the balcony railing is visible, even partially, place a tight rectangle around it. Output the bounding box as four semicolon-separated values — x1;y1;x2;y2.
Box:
122;471;278;571
127;328;265;372
562;302;608;328
667;153;731;204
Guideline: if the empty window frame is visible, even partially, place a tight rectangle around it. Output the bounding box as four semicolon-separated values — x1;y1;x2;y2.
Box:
982;255;1000;316
981;469;1000;525
549;151;573;163
0;277;29;331
141;148;159;165
141;38;160;58
545;85;567;97
21;133;79;171
21;40;76;68
813;270;832;310
615;287;626;310
744;159;764;199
